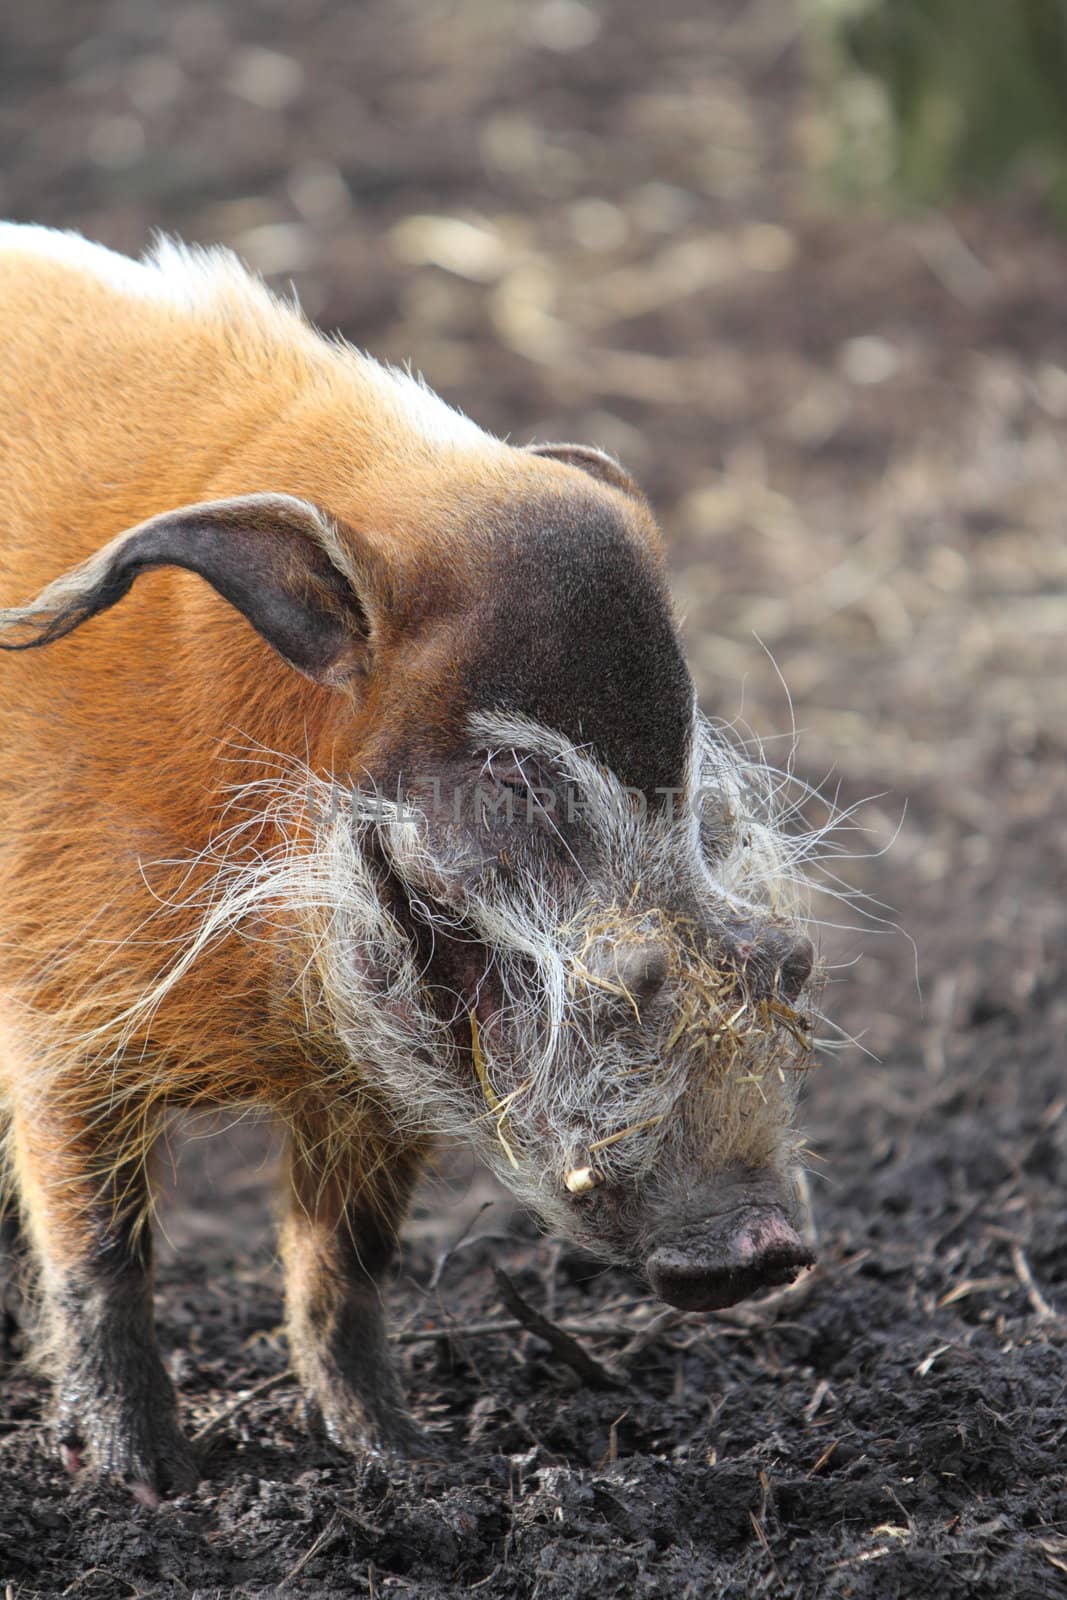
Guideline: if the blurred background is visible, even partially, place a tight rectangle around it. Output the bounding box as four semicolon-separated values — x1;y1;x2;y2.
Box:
1;0;1064;1243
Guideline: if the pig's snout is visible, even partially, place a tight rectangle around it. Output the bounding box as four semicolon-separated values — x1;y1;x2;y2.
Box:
722;922;814;1002
644;1206;813;1312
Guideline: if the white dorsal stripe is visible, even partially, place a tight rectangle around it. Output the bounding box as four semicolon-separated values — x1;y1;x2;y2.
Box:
0;222;490;450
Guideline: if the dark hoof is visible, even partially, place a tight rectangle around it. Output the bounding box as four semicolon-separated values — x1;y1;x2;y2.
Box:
56;1397;199;1502
318;1401;443;1464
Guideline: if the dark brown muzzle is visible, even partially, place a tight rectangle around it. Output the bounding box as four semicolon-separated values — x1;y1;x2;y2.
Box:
644;1205;813;1312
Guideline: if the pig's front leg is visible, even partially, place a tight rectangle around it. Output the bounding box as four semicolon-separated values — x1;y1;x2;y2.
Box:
281;1122;430;1456
10;1102;197;1503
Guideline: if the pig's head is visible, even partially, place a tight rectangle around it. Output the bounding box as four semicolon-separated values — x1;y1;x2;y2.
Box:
326;713;816;1311
298;447;820;1311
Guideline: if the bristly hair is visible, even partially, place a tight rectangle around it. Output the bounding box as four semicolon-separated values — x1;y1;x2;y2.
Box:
2;709;854;1249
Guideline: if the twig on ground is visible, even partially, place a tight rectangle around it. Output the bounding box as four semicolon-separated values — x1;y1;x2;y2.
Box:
279;1512;343;1589
795;1167;819;1251
711;1264;820;1328
60;1570;145;1598
392;1315;652;1346
190;1370;294;1445
492;1268;624;1389
803;1377;833;1423
1011;1244;1060;1322
426;1201;495;1293
615;1306;689;1364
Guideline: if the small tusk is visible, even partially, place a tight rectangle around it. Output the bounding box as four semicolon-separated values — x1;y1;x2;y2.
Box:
564;1165;602;1195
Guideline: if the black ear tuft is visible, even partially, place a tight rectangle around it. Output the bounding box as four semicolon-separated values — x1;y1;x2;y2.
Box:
527;442;644;501
0;493;375;686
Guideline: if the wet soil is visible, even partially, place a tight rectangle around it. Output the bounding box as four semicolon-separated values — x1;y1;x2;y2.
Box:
1;2;1066;1595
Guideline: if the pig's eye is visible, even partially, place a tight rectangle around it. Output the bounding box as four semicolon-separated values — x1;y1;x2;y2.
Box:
494;770;552;824
478;753;559;833
496;772;529;804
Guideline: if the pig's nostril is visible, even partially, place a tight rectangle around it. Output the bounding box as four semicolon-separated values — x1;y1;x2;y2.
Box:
776;933;814;1000
645;1209;813;1312
724;924;814;1002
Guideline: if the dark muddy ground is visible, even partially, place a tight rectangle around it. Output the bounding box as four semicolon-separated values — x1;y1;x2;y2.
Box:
1;2;1066;1595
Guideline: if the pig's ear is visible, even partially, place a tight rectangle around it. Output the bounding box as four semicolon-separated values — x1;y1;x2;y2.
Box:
527;441;645;501
0;493;378;686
